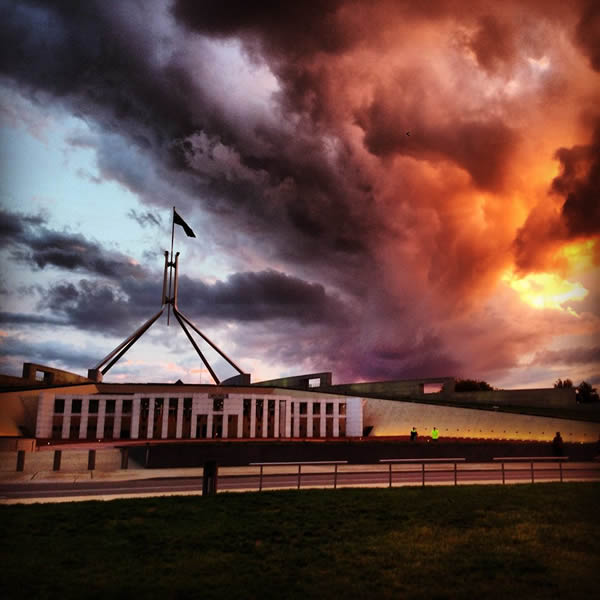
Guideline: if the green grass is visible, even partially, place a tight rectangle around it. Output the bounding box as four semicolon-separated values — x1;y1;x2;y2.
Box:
1;483;599;599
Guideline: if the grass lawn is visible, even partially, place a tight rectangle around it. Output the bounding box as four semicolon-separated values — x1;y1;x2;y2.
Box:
1;483;599;599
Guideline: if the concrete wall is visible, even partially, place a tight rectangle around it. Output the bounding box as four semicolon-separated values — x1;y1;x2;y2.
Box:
450;387;577;408
22;363;90;386
326;378;455;398
0;383;98;437
0;449;122;472
363;397;600;442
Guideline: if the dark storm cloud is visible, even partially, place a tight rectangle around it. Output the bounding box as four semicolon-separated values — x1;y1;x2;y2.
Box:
0;209;46;245
172;0;353;57
178;270;350;324
553;119;600;237
1;0;598;385
37;279;158;336
357;92;518;190
0;311;68;326
512;117;600;271
127;209;162;229
467;15;517;74
35;269;351;336
531;346;600;367
0;334;99;370
575;0;600;72
0;208;146;278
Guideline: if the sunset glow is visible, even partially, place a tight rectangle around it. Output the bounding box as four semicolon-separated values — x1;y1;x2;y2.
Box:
503;271;588;312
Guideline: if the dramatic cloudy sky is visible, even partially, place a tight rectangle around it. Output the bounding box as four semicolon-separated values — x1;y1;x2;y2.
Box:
0;0;598;387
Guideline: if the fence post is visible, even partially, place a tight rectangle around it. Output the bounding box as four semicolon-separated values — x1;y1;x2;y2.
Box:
202;460;218;496
389;463;392;488
530;461;534;483
501;462;505;485
421;463;425;487
559;461;563;483
454;462;457;486
334;463;338;489
297;464;302;489
16;450;25;472
88;450;96;471
120;448;129;470
259;465;263;492
53;450;62;471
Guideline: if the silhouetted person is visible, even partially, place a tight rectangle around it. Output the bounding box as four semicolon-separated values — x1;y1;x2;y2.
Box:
410;426;418;441
431;426;439;441
552;431;564;456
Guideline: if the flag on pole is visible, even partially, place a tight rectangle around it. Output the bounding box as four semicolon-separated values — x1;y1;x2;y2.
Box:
173;209;196;237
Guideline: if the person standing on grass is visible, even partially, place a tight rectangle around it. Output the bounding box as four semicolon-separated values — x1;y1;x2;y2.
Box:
552;431;563;456
431;426;439;441
410;426;418;441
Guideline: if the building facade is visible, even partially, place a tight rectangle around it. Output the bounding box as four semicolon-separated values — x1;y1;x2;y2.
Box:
35;389;363;441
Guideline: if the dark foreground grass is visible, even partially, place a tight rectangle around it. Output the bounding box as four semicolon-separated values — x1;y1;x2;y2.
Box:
1;483;599;600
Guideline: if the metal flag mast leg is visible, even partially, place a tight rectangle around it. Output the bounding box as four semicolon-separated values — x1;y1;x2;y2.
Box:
87;208;249;384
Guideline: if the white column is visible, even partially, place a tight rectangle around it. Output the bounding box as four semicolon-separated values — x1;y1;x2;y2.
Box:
96;399;106;439
190;395;200;438
161;401;169;439
131;397;140;439
147;399;155;438
221;411;229;438
333;402;340;437
285;400;292;437
250;398;256;438
320;404;326;437
274;399;280;438
207;413;213;438
307;402;313;437
60;397;70;439
237;400;244;437
176;398;183;439
293;402;300;437
113;399;122;439
79;399;89;439
262;402;268;438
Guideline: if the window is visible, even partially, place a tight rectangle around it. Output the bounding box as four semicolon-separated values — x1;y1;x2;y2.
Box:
313;403;320;415
339;403;346;416
89;399;99;414
54;399;65;414
169;398;178;414
213;398;224;412
300;402;307;415
243;399;251;416
72;399;82;413
106;400;116;414
122;399;132;414
308;378;320;388
326;403;334;415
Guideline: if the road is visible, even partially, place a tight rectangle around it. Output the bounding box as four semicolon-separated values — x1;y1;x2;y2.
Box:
1;462;599;502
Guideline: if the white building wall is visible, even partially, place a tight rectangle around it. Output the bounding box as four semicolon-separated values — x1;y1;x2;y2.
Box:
346;397;363;437
131;397;140;439
61;398;71;439
113;399;123;439
96;399;106;439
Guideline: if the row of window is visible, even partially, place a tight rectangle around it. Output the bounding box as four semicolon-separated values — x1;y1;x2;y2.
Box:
54;398;347;416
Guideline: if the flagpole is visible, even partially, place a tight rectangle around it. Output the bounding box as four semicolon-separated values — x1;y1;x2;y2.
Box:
167;206;175;325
